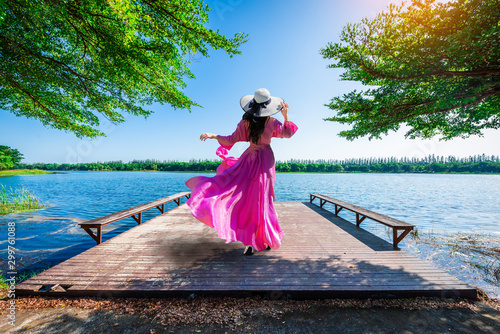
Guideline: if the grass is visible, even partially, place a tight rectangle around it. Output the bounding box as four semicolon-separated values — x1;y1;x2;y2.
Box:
0;273;12;299
0;274;9;290
0;169;50;177
0;184;46;215
0;266;52;299
16;266;52;285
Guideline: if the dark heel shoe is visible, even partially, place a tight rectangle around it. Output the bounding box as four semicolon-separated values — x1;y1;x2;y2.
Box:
243;246;254;255
265;246;271;251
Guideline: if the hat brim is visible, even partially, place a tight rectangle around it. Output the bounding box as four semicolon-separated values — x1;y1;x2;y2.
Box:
240;95;284;117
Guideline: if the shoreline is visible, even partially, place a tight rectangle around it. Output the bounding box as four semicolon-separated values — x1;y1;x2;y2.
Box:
0;169;52;177
7;169;500;175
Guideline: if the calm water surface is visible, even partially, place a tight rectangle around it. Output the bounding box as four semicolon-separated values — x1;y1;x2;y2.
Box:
0;172;499;273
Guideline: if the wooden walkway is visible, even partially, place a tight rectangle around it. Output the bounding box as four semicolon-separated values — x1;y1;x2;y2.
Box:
17;202;476;299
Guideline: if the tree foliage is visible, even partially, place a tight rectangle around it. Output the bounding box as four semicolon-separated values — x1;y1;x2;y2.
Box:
0;0;246;137
0;152;13;171
0;145;23;170
14;154;500;174
321;0;500;140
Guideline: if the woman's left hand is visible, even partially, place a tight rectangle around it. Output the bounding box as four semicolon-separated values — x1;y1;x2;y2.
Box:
280;102;289;114
200;133;217;141
280;102;289;122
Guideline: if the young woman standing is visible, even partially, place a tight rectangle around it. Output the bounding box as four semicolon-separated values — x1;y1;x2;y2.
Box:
185;88;298;255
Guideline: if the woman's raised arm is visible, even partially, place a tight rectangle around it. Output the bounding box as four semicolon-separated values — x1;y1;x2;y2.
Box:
200;133;218;141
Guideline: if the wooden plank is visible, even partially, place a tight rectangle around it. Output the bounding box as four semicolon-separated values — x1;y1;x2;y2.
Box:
28;277;467;287
47;262;452;271
49;253;434;260
32;272;458;281
17;202;476;299
31;267;464;277
33;275;463;287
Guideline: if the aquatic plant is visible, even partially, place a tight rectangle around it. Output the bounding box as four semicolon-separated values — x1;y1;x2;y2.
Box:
0;273;9;291
0;185;46;215
0;264;51;294
443;236;500;286
15;265;51;285
405;232;500;298
409;227;420;240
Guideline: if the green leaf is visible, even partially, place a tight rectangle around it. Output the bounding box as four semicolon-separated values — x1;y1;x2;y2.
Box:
0;0;248;138
321;0;500;140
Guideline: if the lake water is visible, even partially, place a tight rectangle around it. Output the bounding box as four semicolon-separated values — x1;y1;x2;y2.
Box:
0;171;499;274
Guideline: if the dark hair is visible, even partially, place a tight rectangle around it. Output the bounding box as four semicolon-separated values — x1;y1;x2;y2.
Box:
242;112;269;144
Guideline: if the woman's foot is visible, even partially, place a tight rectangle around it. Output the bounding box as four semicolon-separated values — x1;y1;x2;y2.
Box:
265;246;271;251
243;246;254;255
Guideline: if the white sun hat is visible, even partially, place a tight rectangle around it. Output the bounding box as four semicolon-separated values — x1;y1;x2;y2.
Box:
240;88;284;117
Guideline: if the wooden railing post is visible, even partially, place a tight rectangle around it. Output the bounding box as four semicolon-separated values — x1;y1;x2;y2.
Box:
393;228;412;248
97;226;102;244
132;212;142;224
156;204;165;213
82;226;102;245
356;213;366;227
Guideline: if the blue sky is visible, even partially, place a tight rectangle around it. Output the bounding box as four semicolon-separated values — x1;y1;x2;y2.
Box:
1;0;498;164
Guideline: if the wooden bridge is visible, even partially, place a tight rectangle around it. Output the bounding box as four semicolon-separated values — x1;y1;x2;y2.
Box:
16;194;476;299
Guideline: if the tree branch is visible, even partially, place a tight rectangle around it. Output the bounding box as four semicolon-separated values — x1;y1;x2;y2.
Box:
1;71;60;121
362;65;500;81
386;85;500;124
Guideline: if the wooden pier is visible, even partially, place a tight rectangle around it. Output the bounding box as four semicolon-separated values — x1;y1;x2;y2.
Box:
17;201;476;299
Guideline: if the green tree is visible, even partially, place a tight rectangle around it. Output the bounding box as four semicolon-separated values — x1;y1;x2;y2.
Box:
0;145;23;166
327;164;343;173
306;163;317;172
276;163;291;172
429;162;446;173
400;163;414;173
321;0;499;140
0;151;14;170
0;0;246;138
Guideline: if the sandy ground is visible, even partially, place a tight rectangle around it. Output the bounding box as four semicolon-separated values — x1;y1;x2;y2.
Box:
0;295;499;334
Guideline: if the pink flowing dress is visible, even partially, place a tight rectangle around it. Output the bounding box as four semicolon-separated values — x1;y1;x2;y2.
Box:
185;117;298;252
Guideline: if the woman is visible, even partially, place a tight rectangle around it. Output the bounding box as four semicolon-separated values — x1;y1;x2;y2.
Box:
185;88;298;255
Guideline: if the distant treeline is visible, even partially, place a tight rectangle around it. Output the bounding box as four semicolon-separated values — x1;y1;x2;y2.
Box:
14;154;500;174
